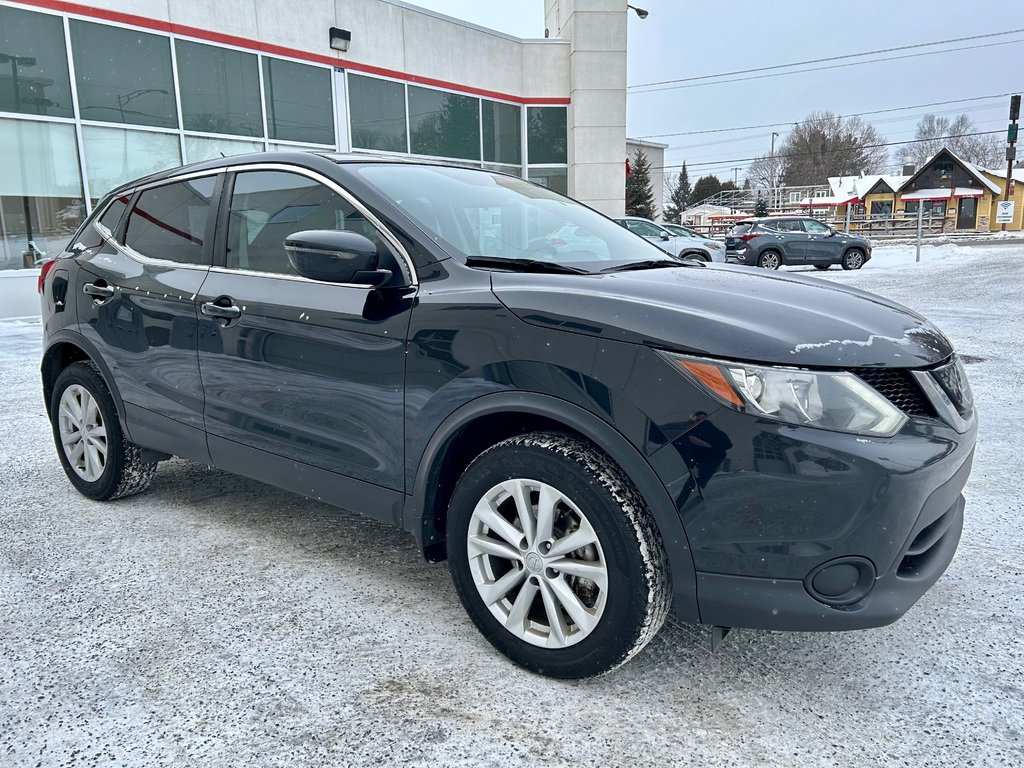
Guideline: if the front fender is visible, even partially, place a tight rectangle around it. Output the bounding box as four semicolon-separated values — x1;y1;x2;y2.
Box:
405;390;700;622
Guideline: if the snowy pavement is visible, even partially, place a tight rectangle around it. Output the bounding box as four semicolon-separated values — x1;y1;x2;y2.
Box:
1;243;1022;766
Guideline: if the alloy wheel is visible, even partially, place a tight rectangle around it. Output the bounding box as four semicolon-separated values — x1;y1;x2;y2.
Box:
58;384;107;482
466;478;608;648
760;251;781;269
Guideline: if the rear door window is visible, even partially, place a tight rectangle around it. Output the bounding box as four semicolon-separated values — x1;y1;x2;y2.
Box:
123;177;217;264
625;220;664;237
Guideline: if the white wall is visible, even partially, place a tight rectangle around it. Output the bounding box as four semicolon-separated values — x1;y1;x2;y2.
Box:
547;0;628;217
0;270;41;319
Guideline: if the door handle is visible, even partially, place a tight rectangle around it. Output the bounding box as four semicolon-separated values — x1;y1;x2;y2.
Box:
83;282;114;300
201;300;242;320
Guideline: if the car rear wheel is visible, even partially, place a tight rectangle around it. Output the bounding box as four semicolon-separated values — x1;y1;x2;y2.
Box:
757;250;782;270
446;432;670;679
51;362;157;500
841;248;866;270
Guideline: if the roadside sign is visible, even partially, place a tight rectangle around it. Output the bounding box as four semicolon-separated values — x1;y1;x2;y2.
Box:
996;200;1015;224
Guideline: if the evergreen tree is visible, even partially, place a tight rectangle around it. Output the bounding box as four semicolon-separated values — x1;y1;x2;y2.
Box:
690;174;723;205
754;194;769;217
625;148;657;219
663;162;691;223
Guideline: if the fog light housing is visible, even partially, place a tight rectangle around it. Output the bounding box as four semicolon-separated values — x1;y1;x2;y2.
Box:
804;557;875;607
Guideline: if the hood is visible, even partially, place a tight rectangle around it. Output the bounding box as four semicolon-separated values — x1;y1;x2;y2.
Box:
491;265;953;368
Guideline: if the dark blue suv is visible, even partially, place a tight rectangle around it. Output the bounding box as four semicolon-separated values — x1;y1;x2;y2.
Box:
39;153;973;678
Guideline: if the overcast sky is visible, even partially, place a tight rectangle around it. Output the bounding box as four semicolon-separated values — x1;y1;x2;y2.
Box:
407;1;1022;183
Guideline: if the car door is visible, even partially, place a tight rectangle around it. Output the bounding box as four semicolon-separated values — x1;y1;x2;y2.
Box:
771;219;810;262
74;173;219;463
802;218;837;263
195;166;413;492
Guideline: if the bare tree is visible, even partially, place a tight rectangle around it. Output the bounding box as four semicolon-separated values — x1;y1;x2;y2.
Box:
745;153;785;189
898;113;1003;169
778;111;888;186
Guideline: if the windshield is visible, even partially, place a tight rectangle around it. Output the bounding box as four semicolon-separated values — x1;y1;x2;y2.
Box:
356;164;672;270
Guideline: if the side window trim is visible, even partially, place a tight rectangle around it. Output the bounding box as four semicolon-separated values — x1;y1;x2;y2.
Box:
215;162;416;287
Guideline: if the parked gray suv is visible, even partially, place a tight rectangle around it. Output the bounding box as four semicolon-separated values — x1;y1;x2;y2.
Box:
725;217;871;270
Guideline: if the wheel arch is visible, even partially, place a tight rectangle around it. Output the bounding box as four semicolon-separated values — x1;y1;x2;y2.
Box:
404;391;699;622
679;250;709;262
41;332;126;425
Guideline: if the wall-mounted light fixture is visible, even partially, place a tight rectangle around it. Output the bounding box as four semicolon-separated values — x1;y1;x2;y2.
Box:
627;4;649;19
329;27;352;52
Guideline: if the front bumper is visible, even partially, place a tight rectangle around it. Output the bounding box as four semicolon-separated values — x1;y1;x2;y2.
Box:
649;408;976;631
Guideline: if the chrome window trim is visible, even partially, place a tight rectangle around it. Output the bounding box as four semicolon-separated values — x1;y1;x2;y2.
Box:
99;170;224;271
220;162;418;287
208;265;374;289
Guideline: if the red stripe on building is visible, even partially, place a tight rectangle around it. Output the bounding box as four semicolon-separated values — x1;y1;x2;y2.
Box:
10;0;571;105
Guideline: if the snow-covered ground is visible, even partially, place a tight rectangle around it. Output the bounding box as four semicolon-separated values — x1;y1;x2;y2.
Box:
1;244;1022;766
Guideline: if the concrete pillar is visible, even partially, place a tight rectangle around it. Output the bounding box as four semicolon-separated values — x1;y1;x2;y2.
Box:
547;0;627;217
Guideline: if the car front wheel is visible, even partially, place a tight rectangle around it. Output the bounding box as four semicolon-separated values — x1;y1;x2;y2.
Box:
50;362;157;500
841;248;866;270
447;432;670;678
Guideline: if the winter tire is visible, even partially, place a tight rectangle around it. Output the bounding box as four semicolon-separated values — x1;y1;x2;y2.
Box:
757;250;782;270
841;248;865;270
814;264;831;271
447;431;670;679
50;362;157;501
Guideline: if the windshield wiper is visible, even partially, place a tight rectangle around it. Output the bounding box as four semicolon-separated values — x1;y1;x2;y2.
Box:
465;256;588;274
600;259;700;273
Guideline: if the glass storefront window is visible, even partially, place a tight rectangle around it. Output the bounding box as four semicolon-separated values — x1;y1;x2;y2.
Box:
408;85;480;161
81;125;181;201
527;107;567;165
528;167;568;196
0;6;73;118
0;118;84;269
176;40;262;137
348;74;407;153
482;100;520;165
185;135;262;163
70;19;177;128
262;57;334;146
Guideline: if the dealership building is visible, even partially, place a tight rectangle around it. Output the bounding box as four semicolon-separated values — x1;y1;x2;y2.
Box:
0;0;632;284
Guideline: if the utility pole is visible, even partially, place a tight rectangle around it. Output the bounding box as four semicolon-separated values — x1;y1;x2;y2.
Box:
731;166;741;186
1003;94;1020;232
770;131;780;207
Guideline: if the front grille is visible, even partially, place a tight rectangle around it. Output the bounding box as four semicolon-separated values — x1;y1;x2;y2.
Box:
850;367;936;419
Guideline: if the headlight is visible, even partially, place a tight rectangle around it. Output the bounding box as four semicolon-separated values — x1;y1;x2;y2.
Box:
662;352;907;437
703;241;722;250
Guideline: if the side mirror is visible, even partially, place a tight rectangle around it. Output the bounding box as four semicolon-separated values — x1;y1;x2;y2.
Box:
660;231;670;241
284;230;391;286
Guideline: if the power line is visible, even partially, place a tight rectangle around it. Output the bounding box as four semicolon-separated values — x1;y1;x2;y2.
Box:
662;103;1006;153
650;130;1004;173
630;39;1024;93
637;93;1016;140
629;28;1024;90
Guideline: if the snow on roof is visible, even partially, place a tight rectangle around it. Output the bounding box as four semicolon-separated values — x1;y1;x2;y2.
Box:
980;167;1024;184
901;187;985;201
680;203;732;215
826;174;910;199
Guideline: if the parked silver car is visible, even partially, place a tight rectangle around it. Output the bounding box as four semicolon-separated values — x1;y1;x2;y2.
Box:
613;216;725;262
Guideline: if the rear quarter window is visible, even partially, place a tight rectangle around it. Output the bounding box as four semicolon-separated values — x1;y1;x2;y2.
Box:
729;223;753;235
